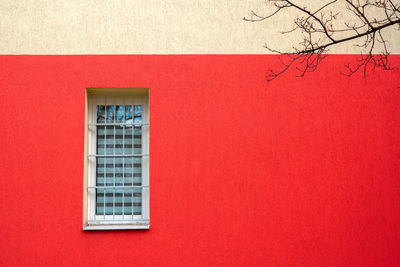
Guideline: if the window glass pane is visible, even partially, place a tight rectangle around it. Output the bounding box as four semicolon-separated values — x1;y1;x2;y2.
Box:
97;106;105;123
125;105;133;124
134;157;142;185
134;105;142;124
96;157;105;186
105;126;114;155
115;126;124;155
106;105;115;123
116;105;124;123
124;126;133;155
134;105;142;155
97;126;105;155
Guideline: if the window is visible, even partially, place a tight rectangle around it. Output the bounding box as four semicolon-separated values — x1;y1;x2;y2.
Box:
83;88;149;230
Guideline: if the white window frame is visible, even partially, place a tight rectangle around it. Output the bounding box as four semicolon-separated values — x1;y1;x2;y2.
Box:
83;88;149;230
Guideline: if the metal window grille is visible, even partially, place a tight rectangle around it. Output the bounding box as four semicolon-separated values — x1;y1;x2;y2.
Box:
85;93;149;230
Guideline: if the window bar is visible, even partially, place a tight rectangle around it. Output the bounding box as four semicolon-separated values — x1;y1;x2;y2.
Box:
104;96;107;220
90;94;97;221
88;154;149;157
89;122;149;126
131;97;135;219
122;100;125;220
90;95;95;220
140;105;144;219
95;95;99;220
88;185;148;188
113;97;116;220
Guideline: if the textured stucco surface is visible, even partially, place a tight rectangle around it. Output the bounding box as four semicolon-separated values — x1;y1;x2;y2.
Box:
1;55;400;266
1;0;399;54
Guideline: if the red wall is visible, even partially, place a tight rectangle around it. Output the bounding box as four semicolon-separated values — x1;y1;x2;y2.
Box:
1;55;399;266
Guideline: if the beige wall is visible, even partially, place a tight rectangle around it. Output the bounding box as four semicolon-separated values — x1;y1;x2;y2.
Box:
1;0;399;54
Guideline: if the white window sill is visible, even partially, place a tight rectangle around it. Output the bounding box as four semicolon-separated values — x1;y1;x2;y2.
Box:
83;223;150;230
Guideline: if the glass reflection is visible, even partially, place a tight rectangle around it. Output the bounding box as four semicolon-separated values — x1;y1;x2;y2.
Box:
106;106;115;123
125;105;133;125
134;105;142;123
97;106;105;123
116;105;124;123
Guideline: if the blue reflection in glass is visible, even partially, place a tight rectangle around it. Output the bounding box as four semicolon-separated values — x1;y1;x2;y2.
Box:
134;105;142;123
106;106;115;123
116;105;124;123
125;105;133;125
97;106;105;123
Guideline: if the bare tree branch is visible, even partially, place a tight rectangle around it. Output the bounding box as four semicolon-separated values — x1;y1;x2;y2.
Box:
244;0;400;81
